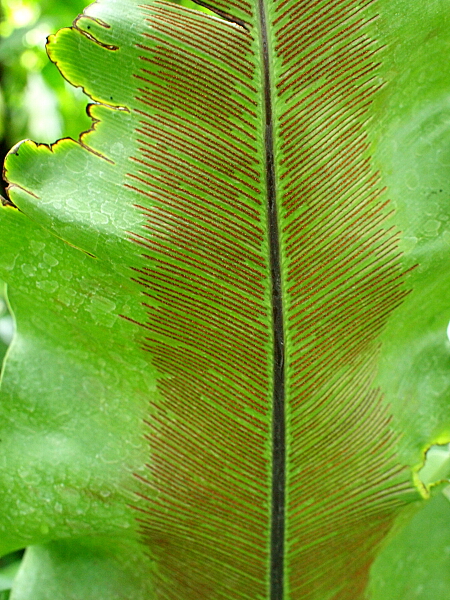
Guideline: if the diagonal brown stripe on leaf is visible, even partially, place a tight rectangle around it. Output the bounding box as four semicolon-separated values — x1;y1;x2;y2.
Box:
119;1;419;598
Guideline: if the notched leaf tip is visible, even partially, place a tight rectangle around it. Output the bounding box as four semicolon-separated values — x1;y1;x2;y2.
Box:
1;140;31;209
415;440;450;498
45;31;128;113
191;0;250;31
0;196;17;209
72;17;118;51
74;12;111;30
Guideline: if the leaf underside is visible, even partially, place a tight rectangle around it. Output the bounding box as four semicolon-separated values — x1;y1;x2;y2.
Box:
2;1;450;599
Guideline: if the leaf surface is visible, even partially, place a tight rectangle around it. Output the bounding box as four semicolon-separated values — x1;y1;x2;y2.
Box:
1;1;450;599
370;489;450;600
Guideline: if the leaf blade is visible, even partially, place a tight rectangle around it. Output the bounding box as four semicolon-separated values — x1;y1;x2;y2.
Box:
1;1;450;599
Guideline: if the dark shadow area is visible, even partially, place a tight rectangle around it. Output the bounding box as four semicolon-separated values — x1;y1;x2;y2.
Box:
0;550;25;599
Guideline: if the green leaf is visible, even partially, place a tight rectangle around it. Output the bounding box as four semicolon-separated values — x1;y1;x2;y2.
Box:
10;538;154;600
0;552;21;593
370;489;450;600
1;0;450;598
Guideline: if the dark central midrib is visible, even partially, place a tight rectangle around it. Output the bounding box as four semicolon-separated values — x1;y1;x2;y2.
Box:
257;1;286;599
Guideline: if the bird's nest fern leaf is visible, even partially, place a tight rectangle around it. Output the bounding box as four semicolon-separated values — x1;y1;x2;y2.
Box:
1;1;450;599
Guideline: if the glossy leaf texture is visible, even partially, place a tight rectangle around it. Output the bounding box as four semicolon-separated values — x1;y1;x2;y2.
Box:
1;0;450;599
